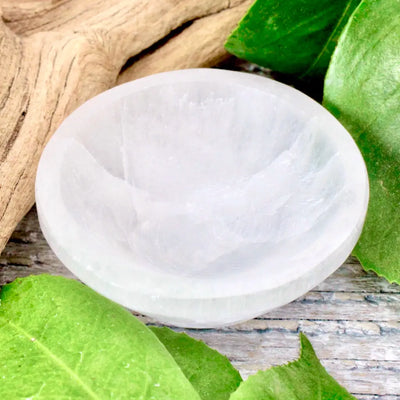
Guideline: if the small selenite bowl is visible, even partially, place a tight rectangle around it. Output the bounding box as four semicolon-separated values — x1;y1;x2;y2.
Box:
36;69;369;328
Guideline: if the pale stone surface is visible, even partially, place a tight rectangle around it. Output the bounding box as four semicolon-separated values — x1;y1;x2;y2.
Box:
35;69;369;327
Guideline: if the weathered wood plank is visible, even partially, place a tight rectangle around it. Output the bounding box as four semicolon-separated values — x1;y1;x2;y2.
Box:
185;326;399;363
316;264;400;294
1;207;399;398
179;330;400;394
358;397;400;400
264;291;400;322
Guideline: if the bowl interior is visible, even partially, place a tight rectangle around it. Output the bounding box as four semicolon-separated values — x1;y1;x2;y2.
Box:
51;76;362;296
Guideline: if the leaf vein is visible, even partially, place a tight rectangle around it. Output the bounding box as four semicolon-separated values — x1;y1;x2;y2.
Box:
302;0;359;77
2;317;101;400
345;16;399;78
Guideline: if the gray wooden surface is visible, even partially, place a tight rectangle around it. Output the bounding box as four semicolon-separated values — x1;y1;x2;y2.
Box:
1;207;399;399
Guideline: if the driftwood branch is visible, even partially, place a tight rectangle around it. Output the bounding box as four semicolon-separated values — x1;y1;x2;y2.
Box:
0;0;248;253
119;1;251;83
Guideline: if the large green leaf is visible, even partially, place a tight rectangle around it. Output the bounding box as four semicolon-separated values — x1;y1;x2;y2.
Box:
151;327;242;400
225;0;360;78
324;0;400;283
0;275;200;399
230;334;356;400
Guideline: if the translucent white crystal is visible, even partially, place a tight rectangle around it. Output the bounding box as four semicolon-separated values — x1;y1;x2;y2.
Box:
35;69;369;327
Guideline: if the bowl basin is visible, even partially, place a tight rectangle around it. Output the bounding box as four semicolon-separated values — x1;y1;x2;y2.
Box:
36;69;369;327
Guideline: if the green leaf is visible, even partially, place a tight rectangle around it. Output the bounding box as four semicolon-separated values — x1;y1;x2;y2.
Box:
151;326;242;400
230;333;356;400
0;275;200;399
324;0;400;283
225;0;361;78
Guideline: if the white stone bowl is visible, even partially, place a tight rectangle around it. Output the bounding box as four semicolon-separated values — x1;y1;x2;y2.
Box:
36;69;369;328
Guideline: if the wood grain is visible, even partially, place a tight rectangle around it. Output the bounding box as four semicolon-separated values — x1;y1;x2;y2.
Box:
0;0;248;254
1;207;399;399
118;0;252;83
